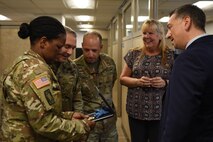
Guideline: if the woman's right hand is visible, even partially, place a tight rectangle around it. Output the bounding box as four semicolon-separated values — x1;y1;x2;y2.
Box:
136;76;152;87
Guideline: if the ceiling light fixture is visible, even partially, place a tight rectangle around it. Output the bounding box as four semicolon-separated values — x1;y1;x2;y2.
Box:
193;1;213;9
79;28;92;32
131;16;149;22
74;15;94;22
0;14;11;21
126;24;133;29
159;16;169;23
78;24;93;28
138;16;149;22
63;0;95;9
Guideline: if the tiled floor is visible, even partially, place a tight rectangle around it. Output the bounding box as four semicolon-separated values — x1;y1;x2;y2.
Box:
117;117;129;142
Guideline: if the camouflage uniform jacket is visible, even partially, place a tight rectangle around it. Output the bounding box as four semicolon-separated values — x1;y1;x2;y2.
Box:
50;59;83;112
1;50;90;142
74;53;117;114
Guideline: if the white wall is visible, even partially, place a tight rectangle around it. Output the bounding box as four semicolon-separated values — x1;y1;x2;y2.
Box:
206;21;213;34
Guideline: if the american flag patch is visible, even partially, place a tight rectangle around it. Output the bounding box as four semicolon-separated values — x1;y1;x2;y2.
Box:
33;76;50;89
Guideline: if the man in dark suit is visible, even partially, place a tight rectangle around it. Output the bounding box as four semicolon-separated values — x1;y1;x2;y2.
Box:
160;4;213;142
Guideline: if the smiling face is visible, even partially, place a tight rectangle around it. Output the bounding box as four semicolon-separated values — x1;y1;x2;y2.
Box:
142;24;161;50
56;32;76;62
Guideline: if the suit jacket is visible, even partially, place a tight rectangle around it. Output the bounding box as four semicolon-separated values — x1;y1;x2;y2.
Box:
160;35;213;142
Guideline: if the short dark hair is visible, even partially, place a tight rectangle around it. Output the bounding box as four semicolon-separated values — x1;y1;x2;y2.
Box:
18;16;66;45
170;4;206;32
83;31;103;45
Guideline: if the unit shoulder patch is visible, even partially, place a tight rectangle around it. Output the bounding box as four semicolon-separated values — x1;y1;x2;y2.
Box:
44;89;55;105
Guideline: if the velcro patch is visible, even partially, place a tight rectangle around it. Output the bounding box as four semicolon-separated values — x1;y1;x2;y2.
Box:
33;76;50;89
44;89;55;105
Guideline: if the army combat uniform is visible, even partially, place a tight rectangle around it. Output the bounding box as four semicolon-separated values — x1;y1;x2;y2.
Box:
50;59;83;112
1;50;90;142
74;53;118;142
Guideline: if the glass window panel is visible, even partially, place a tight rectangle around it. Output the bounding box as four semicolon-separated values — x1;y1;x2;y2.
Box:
124;4;132;37
138;0;149;31
114;20;118;41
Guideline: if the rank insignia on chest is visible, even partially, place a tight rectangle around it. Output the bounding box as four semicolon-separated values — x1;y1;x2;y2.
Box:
33;76;50;89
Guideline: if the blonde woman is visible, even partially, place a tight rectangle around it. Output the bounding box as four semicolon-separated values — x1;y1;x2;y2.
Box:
120;19;174;142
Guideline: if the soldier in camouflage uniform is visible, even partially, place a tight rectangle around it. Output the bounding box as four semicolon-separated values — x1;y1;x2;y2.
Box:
0;16;95;142
74;31;118;142
50;26;83;112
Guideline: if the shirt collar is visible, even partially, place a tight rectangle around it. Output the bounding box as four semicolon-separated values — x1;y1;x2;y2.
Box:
186;34;209;49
